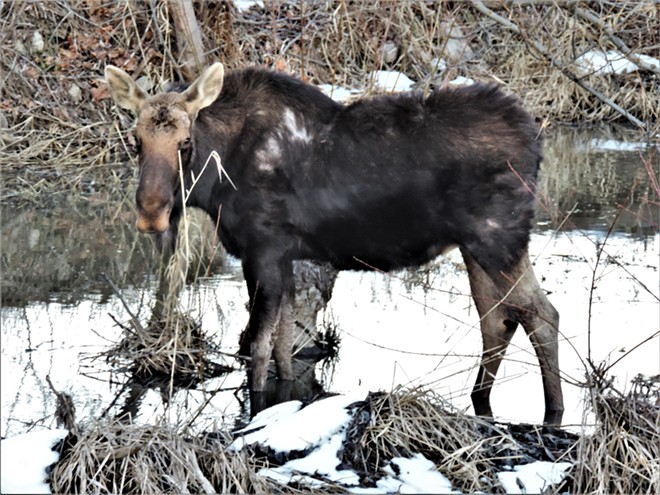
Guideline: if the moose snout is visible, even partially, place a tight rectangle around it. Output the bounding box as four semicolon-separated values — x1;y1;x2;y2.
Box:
135;193;172;234
135;210;171;234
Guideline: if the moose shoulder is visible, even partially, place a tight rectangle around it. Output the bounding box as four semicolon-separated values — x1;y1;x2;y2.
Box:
105;63;563;424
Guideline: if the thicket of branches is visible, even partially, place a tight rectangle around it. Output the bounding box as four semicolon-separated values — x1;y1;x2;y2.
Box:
1;0;658;204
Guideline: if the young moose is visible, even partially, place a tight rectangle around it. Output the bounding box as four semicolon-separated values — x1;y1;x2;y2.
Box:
105;63;564;424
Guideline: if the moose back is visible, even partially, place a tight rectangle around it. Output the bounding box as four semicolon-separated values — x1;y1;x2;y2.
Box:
105;63;563;424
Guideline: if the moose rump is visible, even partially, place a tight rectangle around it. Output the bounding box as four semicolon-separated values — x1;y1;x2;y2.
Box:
105;62;564;424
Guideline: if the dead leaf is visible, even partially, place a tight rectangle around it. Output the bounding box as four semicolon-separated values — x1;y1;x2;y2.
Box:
90;84;109;102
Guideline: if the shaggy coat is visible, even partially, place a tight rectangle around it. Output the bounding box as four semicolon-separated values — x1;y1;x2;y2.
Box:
105;64;563;424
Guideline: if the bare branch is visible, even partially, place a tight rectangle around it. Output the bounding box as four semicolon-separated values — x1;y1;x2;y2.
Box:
469;0;646;129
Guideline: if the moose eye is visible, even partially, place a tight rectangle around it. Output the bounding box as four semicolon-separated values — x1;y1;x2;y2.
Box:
180;137;192;150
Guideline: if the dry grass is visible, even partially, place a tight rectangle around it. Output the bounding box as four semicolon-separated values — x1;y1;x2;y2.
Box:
104;308;233;392
569;371;660;494
343;386;577;493
49;420;279;494
1;0;658;204
48;373;658;493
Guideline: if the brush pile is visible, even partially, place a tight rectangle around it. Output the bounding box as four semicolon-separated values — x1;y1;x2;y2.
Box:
48;373;659;494
1;0;658;204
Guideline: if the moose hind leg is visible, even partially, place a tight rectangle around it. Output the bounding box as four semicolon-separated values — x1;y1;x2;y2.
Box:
507;253;563;424
462;248;519;418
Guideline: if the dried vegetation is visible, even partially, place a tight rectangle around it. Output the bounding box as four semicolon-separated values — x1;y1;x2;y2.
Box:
3;1;659;493
1;0;658;204
48;375;660;494
570;370;660;494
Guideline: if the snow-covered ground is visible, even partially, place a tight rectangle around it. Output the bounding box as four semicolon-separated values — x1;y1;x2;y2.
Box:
1;396;573;494
0;429;68;494
230;393;572;493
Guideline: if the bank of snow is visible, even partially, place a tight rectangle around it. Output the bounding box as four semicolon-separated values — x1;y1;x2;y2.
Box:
0;429;68;494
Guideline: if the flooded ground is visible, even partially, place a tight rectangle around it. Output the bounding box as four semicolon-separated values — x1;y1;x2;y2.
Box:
1;128;658;437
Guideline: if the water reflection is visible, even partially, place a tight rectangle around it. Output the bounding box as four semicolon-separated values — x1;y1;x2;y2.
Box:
540;127;658;234
1;128;658;436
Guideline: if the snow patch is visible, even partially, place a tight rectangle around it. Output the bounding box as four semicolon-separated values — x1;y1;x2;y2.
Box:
589;138;657;152
318;84;361;103
497;461;572;494
1;429;69;494
230;393;363;453
260;432;361;487
234;399;302;436
351;453;457;494
234;0;263;12
448;75;475;86
368;70;415;92
576;49;660;75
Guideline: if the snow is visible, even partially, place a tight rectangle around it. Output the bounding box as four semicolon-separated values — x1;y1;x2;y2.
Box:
260;433;361;487
576;49;660;75
1;428;69;494
318;84;361;103
230;393;362;453
448;75;475;86
497;461;573;494
319;70;474;104
234;399;303;435
234;0;264;12
589;138;656;152
350;454;458;494
228;393;572;493
368;70;416;92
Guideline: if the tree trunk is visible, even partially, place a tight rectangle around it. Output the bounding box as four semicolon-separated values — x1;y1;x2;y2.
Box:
168;1;206;78
290;260;338;359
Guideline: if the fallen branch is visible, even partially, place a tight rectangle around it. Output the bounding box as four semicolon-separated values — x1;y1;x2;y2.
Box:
468;0;646;129
574;6;660;77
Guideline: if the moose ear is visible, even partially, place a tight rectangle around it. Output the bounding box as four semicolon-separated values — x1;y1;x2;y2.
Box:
183;62;225;115
104;65;147;113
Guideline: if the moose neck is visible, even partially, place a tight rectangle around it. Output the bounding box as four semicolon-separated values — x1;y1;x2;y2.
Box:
179;68;340;224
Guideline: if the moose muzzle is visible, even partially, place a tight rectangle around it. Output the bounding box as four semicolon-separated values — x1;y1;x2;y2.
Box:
135;155;177;234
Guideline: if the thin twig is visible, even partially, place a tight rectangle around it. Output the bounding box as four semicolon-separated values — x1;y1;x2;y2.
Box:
102;272;146;335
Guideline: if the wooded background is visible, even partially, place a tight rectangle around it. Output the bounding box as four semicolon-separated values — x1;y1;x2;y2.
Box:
1;0;658;203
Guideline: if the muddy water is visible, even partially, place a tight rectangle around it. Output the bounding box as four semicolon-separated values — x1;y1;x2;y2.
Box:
1;128;658;436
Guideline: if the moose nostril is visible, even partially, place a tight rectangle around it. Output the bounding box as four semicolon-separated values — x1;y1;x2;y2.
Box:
136;210;170;234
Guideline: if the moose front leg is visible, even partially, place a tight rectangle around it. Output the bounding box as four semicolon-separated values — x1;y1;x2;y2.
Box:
242;254;295;392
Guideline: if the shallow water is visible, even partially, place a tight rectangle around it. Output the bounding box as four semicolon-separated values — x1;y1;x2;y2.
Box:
1;128;658;437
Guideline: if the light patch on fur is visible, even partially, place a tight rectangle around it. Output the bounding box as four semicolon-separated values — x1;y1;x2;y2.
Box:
282;108;311;143
486;218;501;229
256;136;282;172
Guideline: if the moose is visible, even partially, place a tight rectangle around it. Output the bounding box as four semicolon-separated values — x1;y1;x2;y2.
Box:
105;62;564;424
